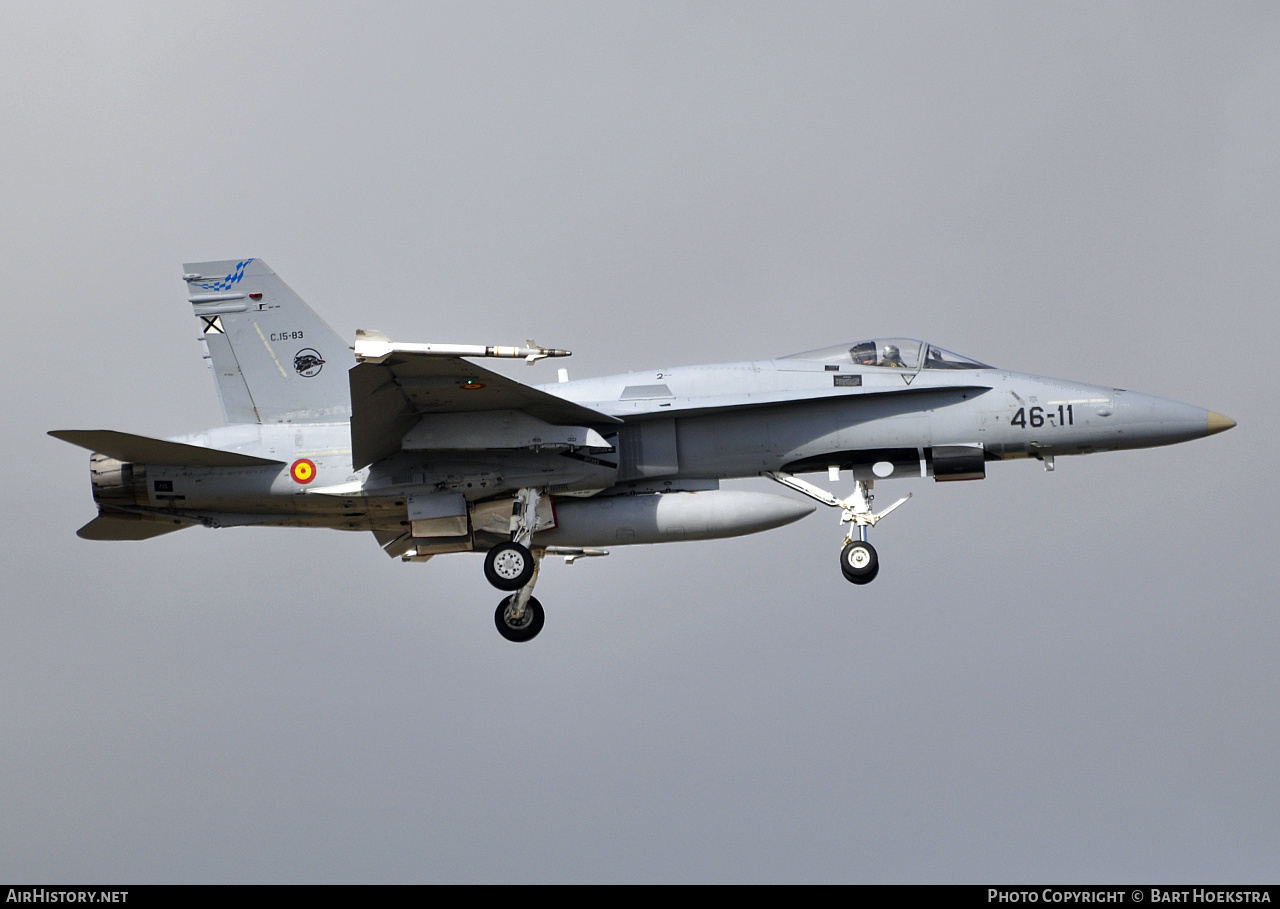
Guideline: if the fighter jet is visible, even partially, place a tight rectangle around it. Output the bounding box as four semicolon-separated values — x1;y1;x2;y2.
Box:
51;259;1236;641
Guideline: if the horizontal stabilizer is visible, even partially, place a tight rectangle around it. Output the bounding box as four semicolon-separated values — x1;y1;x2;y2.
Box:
77;513;190;540
49;430;283;467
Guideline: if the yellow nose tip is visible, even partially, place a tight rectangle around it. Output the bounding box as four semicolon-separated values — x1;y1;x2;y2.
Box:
1207;412;1237;435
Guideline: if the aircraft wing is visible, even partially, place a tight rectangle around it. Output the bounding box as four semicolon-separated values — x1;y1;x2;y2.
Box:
349;351;622;470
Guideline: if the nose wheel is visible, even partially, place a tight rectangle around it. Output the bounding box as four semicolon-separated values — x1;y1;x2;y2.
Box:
767;471;908;586
840;540;879;584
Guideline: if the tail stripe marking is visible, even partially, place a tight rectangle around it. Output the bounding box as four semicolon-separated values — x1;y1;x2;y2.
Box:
192;259;254;291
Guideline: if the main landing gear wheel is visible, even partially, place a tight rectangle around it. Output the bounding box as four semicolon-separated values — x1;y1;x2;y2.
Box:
841;540;879;584
495;595;545;642
484;541;535;591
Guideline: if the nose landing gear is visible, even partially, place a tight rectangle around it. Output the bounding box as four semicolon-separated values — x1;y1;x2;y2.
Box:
766;471;909;585
841;539;879;584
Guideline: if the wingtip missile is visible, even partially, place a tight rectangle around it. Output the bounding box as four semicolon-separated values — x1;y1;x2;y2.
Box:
353;329;394;363
523;340;572;364
353;332;571;365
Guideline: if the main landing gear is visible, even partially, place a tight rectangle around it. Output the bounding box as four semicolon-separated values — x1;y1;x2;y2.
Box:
484;487;546;641
483;487;609;640
487;541;608;642
766;471;910;586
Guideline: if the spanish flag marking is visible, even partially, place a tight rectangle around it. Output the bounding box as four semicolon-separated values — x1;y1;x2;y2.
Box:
290;459;317;484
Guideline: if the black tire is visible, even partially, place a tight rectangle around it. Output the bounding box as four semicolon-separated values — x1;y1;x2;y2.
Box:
840;540;879;583
484;541;534;591
495;595;545;642
844;562;880;585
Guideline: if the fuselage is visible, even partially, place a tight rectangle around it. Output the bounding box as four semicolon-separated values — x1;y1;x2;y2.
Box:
118;346;1227;542
57;260;1236;639
555;359;1223;477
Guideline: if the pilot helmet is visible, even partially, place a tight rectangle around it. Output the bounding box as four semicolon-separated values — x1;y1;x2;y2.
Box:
881;344;900;361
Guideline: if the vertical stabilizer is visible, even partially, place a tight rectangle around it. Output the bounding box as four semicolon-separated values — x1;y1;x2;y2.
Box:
184;259;354;424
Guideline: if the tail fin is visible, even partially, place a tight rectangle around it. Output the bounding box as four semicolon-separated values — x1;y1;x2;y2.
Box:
184;258;354;424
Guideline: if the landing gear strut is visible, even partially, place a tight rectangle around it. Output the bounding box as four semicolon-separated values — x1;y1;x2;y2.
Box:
766;471;909;585
488;487;548;641
482;489;612;640
483;487;545;591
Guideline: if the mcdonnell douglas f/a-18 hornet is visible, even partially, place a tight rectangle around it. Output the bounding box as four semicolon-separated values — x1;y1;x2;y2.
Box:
52;259;1235;641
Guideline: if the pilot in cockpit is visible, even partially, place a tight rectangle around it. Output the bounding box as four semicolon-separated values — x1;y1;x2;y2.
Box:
879;344;906;368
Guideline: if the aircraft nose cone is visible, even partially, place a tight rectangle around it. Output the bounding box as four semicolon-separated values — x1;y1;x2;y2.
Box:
1207;412;1237;436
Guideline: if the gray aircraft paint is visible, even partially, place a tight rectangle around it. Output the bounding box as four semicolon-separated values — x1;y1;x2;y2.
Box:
12;5;1274;883
51;260;1233;639
189;258;354;424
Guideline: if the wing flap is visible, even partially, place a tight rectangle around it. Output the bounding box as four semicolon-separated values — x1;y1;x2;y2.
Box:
50;430;283;467
372;528;417;559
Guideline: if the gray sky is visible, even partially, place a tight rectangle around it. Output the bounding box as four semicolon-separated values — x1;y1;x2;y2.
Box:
2;2;1276;883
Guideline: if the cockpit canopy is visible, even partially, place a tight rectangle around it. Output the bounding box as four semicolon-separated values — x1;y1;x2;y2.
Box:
782;338;991;370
